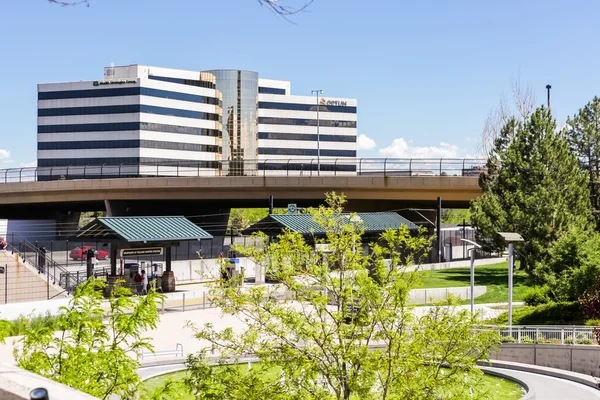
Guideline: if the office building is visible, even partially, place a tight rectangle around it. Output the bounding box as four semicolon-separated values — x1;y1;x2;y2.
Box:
37;65;357;177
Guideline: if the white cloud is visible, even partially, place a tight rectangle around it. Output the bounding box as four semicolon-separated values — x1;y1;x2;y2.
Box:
0;149;10;160
379;138;462;158
19;161;37;168
357;134;376;151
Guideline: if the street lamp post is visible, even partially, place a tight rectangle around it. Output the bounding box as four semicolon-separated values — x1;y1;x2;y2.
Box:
460;239;482;314
311;89;323;175
546;84;552;109
497;232;524;334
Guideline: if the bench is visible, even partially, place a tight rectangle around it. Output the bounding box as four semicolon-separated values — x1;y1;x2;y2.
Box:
141;343;183;359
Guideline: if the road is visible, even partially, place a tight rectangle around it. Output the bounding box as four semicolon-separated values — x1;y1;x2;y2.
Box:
483;367;600;399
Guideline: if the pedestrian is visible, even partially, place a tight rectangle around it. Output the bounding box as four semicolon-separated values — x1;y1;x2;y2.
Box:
134;271;143;295
141;269;148;295
0;237;6;254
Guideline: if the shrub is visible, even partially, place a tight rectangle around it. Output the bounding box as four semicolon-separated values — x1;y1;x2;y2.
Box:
520;336;534;344
501;336;516;343
491;301;585;325
523;286;551;306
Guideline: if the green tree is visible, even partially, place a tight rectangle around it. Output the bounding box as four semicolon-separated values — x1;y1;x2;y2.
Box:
186;192;500;400
228;208;269;236
565;96;600;229
470;107;593;276
14;279;164;400
441;209;470;224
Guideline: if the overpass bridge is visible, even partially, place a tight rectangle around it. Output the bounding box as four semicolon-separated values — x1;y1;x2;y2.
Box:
0;158;485;235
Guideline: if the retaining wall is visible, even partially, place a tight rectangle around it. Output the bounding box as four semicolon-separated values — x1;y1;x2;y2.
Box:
408;285;486;304
494;344;600;377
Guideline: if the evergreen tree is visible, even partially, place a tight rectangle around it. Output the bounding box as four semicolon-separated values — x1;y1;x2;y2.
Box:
470;107;593;277
565;96;600;229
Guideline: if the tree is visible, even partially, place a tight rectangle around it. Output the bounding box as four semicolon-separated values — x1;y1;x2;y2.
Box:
14;279;164;400
228;208;270;236
441;209;470;224
470;107;593;277
479;76;536;157
186;192;500;400
565;97;600;229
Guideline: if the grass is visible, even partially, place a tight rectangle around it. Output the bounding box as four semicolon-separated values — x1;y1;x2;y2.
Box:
418;261;531;304
142;367;524;400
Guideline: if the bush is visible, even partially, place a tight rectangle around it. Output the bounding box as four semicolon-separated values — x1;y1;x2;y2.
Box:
491;301;585;325
523;286;551;306
8;312;58;336
501;336;516;343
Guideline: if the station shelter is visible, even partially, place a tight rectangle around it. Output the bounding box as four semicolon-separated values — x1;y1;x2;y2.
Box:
74;216;213;292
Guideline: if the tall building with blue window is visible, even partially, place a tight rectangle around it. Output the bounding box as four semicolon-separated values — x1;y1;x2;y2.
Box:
37;65;357;177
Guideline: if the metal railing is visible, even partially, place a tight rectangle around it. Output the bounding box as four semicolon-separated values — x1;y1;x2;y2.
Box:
479;325;597;345
0;158;487;183
7;233;76;294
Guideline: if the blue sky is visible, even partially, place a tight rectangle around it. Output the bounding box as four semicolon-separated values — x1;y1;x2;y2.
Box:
1;0;600;166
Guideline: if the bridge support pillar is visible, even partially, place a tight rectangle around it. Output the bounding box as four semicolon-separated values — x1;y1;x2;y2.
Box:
161;246;176;292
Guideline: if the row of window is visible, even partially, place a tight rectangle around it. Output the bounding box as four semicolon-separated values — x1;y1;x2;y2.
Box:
258;148;356;157
38;140;221;153
258;163;357;172
148;75;216;90
38;87;221;106
258;102;357;114
258;117;356;128
38;158;222;168
258;87;286;95
39;104;221;122
38;122;222;137
258;132;356;142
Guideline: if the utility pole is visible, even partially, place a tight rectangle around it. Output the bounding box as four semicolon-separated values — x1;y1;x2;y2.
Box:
311;89;323;175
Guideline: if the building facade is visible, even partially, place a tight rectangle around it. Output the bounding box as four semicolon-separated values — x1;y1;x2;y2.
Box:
37;65;357;177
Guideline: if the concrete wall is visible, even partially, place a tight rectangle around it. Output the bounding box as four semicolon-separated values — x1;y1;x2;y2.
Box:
495;344;600;377
0;362;96;399
408;285;486;304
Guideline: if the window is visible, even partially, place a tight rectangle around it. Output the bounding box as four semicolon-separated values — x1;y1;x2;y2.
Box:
258;132;356;142
258;102;356;113
148;75;216;90
38;140;221;153
38;87;221;106
38;104;220;121
258;87;286;95
257;162;356;172
38;122;222;137
258;148;356;157
258;117;356;128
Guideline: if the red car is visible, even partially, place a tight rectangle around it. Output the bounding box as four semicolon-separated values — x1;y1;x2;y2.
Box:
70;246;110;261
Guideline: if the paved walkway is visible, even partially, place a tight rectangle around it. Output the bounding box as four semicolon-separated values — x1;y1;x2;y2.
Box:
484;367;600;399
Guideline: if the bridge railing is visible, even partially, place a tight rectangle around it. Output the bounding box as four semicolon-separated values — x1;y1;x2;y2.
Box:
0;158;487;183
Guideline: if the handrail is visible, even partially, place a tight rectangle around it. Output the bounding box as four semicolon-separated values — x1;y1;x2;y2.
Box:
0;158;488;183
8;232;76;292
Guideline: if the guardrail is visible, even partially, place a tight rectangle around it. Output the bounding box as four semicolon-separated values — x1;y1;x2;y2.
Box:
0;158;487;183
479;325;597;345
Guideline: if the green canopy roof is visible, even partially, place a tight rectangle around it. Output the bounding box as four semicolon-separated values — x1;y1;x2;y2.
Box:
244;212;418;236
75;216;213;243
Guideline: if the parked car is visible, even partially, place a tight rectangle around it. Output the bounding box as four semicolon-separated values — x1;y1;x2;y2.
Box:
70;246;109;261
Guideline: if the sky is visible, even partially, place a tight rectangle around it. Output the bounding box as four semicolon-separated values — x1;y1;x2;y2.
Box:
1;0;600;167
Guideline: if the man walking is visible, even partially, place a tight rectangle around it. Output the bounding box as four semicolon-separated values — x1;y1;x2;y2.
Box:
141;270;148;295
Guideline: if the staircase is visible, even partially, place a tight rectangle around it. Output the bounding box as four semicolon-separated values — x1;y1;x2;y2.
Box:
0;251;66;304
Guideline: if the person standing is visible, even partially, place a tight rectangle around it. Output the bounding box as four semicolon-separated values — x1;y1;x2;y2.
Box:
141;270;148;295
134;271;143;295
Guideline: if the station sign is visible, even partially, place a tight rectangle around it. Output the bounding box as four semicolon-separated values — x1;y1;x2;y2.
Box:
121;247;163;257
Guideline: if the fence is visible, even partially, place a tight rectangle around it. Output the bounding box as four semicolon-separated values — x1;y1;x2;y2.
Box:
0;158;487;183
480;325;597;345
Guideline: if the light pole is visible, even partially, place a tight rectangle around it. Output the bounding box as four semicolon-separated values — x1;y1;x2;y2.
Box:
546;84;551;109
311;89;323;175
497;232;524;333
349;215;362;254
460;238;482;314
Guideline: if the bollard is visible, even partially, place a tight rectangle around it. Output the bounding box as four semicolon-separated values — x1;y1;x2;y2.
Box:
162;298;165;313
182;293;186;312
30;388;49;400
